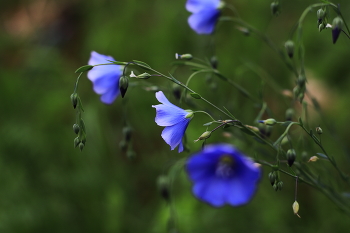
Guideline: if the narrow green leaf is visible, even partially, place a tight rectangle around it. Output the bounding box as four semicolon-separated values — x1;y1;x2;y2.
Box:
75;65;94;73
316;153;329;160
190;93;202;99
133;60;151;69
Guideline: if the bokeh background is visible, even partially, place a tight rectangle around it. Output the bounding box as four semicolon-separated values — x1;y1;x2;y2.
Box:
1;0;350;232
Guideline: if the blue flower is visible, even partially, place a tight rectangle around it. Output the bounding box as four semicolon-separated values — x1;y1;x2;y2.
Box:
186;144;261;207
87;51;123;104
152;91;193;153
186;0;223;34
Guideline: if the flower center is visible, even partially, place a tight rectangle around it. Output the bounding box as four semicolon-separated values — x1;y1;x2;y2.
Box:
216;155;235;178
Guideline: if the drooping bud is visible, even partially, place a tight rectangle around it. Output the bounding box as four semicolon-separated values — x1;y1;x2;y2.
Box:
268;171;276;186
185;110;194;119
119;76;129;98
70;93;78;109
285;108;294;121
297;75;306;87
79;142;84;151
130;71;151;79
286;149;296;167
316;126;323;135
308;156;319;162
175;53;193;60
157;175;171;202
292;201;301;218
332;17;343;44
258;118;277;126
74;137;80;148
319;23;326;32
284;40;294;58
210;56;218;69
194;131;211;142
317;9;326;23
73;124;80;134
123;126;132;142
277;181;283;190
271;1;281;16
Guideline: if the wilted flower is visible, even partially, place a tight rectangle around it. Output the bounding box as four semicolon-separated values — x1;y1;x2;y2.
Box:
186;144;261;207
186;0;224;34
87;51;123;104
152;91;193;153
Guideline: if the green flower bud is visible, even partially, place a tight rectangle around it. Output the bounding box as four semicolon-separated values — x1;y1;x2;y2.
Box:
318;23;326;32
286;149;296;167
74;137;80;148
277;181;283;190
317;9;325;21
210;56;218;69
284;40;294;58
79;142;84;151
130;71;151;79
70;93;78;109
185;110;194;119
259;118;277;126
268;171;276;186
157;175;171;202
119;140;127;152
123;126;132;142
273;183;278;191
271;1;281;16
73;124;80;134
285;108;294;121
119;76;129;98
194;131;212;142
175;53;193;60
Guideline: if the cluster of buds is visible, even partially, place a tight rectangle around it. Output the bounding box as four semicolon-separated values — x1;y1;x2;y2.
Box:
268;171;283;191
317;8;328;32
293;74;307;103
70;93;87;151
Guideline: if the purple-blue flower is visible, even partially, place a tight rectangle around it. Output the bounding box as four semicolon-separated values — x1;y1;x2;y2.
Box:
186;144;261;207
186;0;223;34
152;91;193;153
87;51;123;104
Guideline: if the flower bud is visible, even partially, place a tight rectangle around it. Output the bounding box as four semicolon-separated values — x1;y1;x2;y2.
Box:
332;16;343;44
308;156;319;162
194;131;211;142
292;201;301;218
123;126;132;142
74;137;80;148
258;118;277;126
316;126;323;135
297;75;306;87
317;9;326;22
271;1;281;16
285;108;294;121
119;76;129;98
318;23;326;32
286;149;296;167
268;171;276;186
273;184;278;191
119;140;127;152
73;124;80;134
70;93;78;109
79;142;84;151
284;40;294;58
277;181;283;190
130;71;151;79
210;56;218;69
185;110;194;119
127;150;136;160
157;175;171;202
175;53;193;60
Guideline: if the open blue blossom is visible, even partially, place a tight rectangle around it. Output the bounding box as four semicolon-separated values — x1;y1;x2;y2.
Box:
87;51;123;104
186;0;223;34
152;91;193;153
186;144;261;207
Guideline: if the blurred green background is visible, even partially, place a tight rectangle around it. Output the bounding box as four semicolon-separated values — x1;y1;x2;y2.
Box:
1;0;350;232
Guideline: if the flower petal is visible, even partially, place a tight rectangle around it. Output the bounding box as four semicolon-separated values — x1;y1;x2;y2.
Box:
161;119;190;152
192;176;230;207
91;73;119;95
152;104;188;126
186;0;221;13
188;9;220;34
100;84;120;104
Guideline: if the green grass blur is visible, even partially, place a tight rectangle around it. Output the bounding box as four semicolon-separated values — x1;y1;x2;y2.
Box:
1;0;350;232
